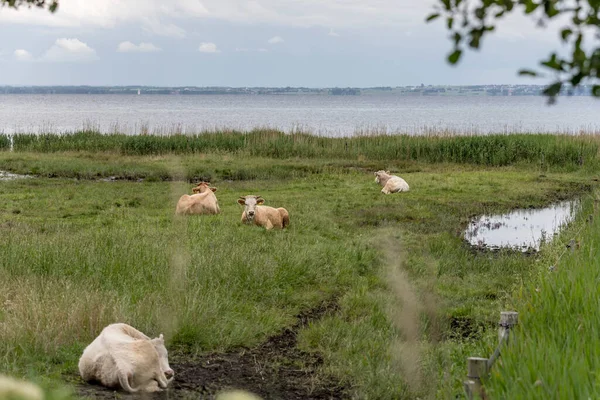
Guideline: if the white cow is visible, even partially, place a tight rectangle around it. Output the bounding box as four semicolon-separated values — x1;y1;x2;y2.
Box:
374;170;410;194
0;375;44;400
238;195;289;230
175;182;220;215
78;323;174;393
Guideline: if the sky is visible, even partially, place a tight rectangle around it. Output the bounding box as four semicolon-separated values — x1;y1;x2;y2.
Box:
0;0;567;87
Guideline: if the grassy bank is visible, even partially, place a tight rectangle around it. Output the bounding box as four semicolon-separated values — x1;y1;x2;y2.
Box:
0;141;598;398
485;195;600;398
2;130;599;168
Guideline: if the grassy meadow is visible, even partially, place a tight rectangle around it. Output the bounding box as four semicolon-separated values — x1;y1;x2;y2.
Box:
0;131;599;399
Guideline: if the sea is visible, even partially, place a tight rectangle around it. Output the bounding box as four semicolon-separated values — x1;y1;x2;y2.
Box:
0;94;598;136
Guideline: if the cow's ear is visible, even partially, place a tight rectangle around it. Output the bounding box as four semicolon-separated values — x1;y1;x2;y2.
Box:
237;198;246;205
386;171;391;175
210;187;217;192
192;187;200;193
256;198;265;205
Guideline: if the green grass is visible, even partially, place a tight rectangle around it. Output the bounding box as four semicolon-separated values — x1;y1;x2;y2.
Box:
0;134;9;151
484;195;600;399
9;130;600;168
0;145;598;399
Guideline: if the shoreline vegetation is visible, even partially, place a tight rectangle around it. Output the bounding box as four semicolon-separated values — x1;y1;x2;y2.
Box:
0;131;599;399
1;130;599;169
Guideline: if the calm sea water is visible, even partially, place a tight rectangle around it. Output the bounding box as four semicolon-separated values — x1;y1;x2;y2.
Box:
0;94;598;136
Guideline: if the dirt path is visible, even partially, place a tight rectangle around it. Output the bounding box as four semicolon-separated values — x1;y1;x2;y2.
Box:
75;300;346;400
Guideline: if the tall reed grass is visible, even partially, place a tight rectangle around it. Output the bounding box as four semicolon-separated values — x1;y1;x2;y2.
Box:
10;129;600;168
487;194;600;398
0;134;9;151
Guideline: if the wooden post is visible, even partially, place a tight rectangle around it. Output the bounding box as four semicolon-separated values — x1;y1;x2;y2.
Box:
465;357;488;399
499;312;518;337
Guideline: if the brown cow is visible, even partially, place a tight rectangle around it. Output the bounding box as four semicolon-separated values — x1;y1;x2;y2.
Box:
238;195;289;230
175;182;220;215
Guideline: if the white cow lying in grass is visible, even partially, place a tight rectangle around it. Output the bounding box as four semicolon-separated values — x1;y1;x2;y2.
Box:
238;195;289;230
374;170;410;194
175;182;220;215
78;323;174;393
0;375;44;400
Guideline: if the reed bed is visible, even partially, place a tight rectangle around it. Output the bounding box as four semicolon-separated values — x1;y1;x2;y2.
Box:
0;134;9;151
9;129;600;168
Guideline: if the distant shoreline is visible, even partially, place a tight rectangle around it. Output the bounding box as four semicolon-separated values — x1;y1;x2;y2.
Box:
0;85;595;96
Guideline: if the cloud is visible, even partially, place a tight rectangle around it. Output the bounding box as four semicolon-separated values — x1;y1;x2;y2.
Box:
198;42;219;53
141;18;186;38
268;36;284;44
117;41;162;53
0;0;561;46
328;28;340;37
41;38;98;63
14;49;33;61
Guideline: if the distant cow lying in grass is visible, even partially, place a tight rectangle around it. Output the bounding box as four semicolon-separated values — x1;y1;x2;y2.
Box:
175;182;220;215
78;323;174;393
0;375;44;400
238;195;289;230
374;170;410;194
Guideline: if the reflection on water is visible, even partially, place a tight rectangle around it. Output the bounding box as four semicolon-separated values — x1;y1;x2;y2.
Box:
464;200;580;251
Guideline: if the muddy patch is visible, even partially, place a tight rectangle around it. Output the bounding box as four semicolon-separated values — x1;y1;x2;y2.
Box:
75;301;346;400
0;170;32;181
464;200;580;252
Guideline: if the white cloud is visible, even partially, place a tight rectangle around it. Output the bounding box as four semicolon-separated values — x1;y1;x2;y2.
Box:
268;36;284;44
0;0;563;47
328;28;340;37
0;0;439;29
41;38;98;63
117;41;162;53
14;49;33;61
198;42;219;53
141;18;186;38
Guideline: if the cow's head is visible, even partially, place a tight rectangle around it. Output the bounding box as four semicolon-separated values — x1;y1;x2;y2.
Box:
192;182;217;194
374;170;390;184
151;334;174;382
237;195;264;221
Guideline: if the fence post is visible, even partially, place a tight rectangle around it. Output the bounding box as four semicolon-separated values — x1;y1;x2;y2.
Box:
498;311;518;343
464;357;488;400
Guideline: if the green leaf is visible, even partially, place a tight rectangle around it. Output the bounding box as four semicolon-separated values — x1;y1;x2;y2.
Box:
447;17;454;29
518;69;538;77
524;1;539;14
560;28;573;42
469;30;482;48
426;13;441;22
543;82;563;97
448;49;462;64
592;85;600;97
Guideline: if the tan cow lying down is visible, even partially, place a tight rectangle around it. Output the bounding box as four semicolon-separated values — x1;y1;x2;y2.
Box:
374;170;410;194
238;195;289;230
175;182;220;215
0;375;44;400
78;323;174;393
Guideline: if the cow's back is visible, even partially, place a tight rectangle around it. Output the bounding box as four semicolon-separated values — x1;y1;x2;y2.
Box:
178;192;220;215
389;176;409;192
